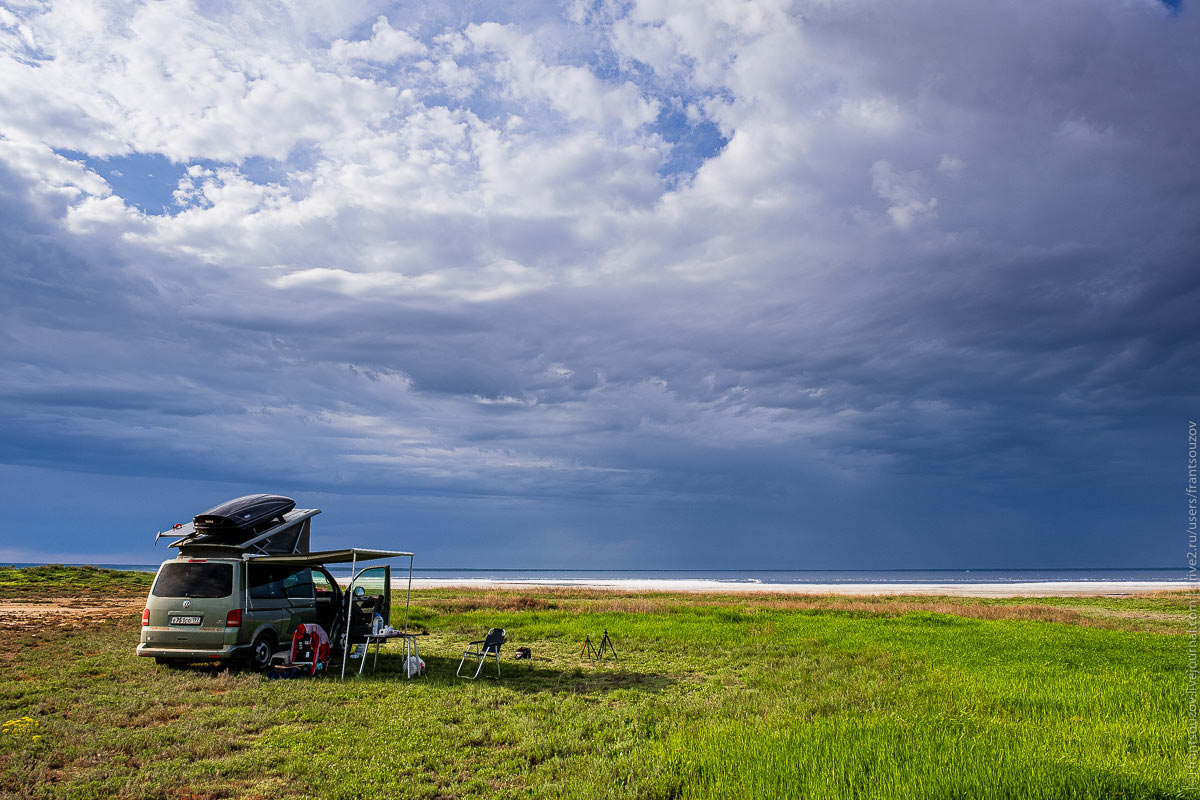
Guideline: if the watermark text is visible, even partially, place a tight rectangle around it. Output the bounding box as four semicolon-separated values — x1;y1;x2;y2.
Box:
1187;420;1197;788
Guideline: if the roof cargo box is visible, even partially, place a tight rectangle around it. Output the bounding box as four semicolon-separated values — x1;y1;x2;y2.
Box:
193;494;296;537
156;494;317;557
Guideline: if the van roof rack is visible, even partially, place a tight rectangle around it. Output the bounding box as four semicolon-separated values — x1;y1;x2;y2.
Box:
156;503;321;557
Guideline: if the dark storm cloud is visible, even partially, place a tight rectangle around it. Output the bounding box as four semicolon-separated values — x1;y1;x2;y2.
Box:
0;0;1195;565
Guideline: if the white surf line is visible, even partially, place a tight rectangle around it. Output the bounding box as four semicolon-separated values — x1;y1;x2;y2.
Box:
396;578;1190;597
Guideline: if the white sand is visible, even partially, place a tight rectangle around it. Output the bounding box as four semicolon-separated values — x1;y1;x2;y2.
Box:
402;578;1191;598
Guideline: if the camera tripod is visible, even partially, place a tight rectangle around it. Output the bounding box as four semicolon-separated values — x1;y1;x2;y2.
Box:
580;629;618;661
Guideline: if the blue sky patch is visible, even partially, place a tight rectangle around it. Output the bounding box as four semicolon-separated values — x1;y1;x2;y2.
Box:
54;151;289;215
56;151;186;215
239;155;291;186
654;109;728;180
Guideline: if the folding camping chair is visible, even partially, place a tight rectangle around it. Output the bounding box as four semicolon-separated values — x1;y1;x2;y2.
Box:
456;628;506;679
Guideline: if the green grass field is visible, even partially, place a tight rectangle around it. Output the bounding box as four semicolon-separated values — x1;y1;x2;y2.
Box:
0;567;1192;799
0;564;154;597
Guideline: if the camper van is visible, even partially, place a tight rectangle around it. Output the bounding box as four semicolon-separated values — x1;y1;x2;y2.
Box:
137;495;406;669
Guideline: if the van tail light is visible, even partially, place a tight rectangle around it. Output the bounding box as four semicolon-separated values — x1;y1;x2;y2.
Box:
225;609;243;628
141;608;150;626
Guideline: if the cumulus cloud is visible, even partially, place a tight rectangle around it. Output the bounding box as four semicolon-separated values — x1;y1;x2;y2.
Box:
871;160;937;229
330;16;426;63
467;21;659;132
0;0;1195;566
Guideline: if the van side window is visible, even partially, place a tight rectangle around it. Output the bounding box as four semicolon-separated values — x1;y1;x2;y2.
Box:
249;565;315;601
312;571;335;598
284;567;314;601
248;564;289;599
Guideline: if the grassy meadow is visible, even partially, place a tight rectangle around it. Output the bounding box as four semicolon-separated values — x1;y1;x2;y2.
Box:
0;564;154;597
0;567;1192;799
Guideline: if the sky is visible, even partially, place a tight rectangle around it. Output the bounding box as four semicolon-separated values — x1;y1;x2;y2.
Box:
0;0;1196;569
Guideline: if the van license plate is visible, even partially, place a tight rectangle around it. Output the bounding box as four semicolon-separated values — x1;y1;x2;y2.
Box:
170;616;202;625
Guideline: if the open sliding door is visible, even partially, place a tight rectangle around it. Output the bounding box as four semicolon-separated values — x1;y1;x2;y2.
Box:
346;565;390;642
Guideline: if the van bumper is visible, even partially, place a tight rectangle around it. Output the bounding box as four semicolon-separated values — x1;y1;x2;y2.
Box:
137;642;252;662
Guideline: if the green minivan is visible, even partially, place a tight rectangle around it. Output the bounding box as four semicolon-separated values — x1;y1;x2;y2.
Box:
138;553;397;669
139;494;408;670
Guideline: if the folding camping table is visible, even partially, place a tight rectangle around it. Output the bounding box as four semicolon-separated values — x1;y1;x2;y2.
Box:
358;631;428;677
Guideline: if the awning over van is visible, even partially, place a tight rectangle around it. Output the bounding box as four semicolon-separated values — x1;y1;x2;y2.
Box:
248;548;412;566
253;546;417;680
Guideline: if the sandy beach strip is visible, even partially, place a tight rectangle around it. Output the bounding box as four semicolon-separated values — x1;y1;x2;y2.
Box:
401;578;1191;598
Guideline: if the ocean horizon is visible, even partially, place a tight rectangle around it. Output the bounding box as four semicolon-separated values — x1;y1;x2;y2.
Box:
8;563;1184;584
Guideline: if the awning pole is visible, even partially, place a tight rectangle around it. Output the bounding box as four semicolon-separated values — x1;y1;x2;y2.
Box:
340;551;357;679
404;554;413;632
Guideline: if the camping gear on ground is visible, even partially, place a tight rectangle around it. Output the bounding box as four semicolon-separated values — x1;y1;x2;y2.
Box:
457;628;507;679
289;623;332;676
581;630;618;661
268;666;307;679
514;646;533;670
404;654;425;677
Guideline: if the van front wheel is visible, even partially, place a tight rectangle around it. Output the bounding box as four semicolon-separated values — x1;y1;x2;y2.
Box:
249;632;276;672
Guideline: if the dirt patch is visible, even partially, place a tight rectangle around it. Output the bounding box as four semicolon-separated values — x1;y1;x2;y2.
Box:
0;598;144;637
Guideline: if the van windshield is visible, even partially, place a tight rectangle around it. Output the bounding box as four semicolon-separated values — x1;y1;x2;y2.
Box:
152;562;233;598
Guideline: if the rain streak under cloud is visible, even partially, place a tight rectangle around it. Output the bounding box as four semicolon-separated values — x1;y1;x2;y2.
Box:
0;0;1195;568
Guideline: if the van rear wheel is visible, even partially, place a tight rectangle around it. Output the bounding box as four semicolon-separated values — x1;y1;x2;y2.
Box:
249;632;276;671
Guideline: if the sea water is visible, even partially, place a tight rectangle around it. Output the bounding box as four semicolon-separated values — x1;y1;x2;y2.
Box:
401;567;1180;584
10;564;1180;584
